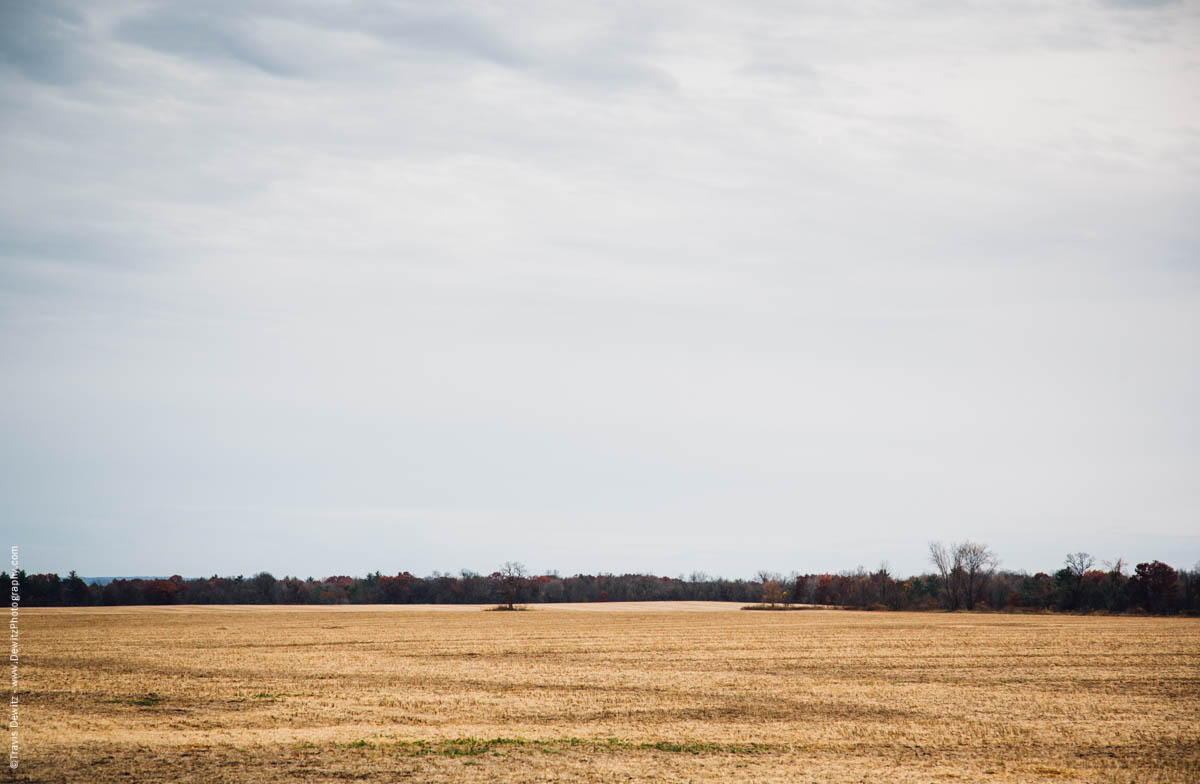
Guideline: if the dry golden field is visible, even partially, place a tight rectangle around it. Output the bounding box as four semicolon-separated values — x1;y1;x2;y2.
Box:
15;603;1200;783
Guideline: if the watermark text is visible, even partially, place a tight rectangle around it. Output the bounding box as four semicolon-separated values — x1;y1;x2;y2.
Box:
9;545;18;770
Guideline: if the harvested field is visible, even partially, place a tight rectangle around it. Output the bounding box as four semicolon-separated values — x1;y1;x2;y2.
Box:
16;604;1200;782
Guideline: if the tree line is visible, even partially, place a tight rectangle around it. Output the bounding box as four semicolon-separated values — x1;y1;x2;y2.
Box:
775;545;1198;615
7;545;1198;615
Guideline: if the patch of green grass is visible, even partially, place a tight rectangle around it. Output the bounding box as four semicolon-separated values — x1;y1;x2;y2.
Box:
436;737;523;757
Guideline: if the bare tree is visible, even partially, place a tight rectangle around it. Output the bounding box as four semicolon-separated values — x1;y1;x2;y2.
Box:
872;562;891;606
796;575;819;605
1062;552;1095;610
957;542;998;610
1182;562;1200;613
785;571;802;606
929;541;998;610
1065;552;1095;579
929;541;961;610
496;561;528;609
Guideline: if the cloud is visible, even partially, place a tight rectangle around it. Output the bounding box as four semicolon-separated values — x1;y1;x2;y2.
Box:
1100;0;1181;8
328;6;528;67
0;1;93;84
108;2;675;92
115;6;303;77
1;0;1198;577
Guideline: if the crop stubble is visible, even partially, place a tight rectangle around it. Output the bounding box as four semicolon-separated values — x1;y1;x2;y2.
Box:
15;603;1200;782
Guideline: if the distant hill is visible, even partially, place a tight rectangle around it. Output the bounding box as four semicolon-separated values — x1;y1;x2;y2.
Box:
80;576;170;586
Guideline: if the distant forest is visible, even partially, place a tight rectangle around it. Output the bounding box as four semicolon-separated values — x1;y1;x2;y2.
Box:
9;544;1199;615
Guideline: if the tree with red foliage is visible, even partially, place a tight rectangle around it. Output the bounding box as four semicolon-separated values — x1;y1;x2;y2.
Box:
377;572;414;603
1129;561;1179;615
813;574;835;605
143;577;181;605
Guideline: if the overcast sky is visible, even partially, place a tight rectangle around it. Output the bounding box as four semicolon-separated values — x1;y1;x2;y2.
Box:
2;0;1198;580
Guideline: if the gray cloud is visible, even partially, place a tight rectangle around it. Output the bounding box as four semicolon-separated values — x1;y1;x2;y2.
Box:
116;7;303;77
0;1;92;84
328;7;528;67
110;2;675;91
2;0;1198;579
1101;0;1181;8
